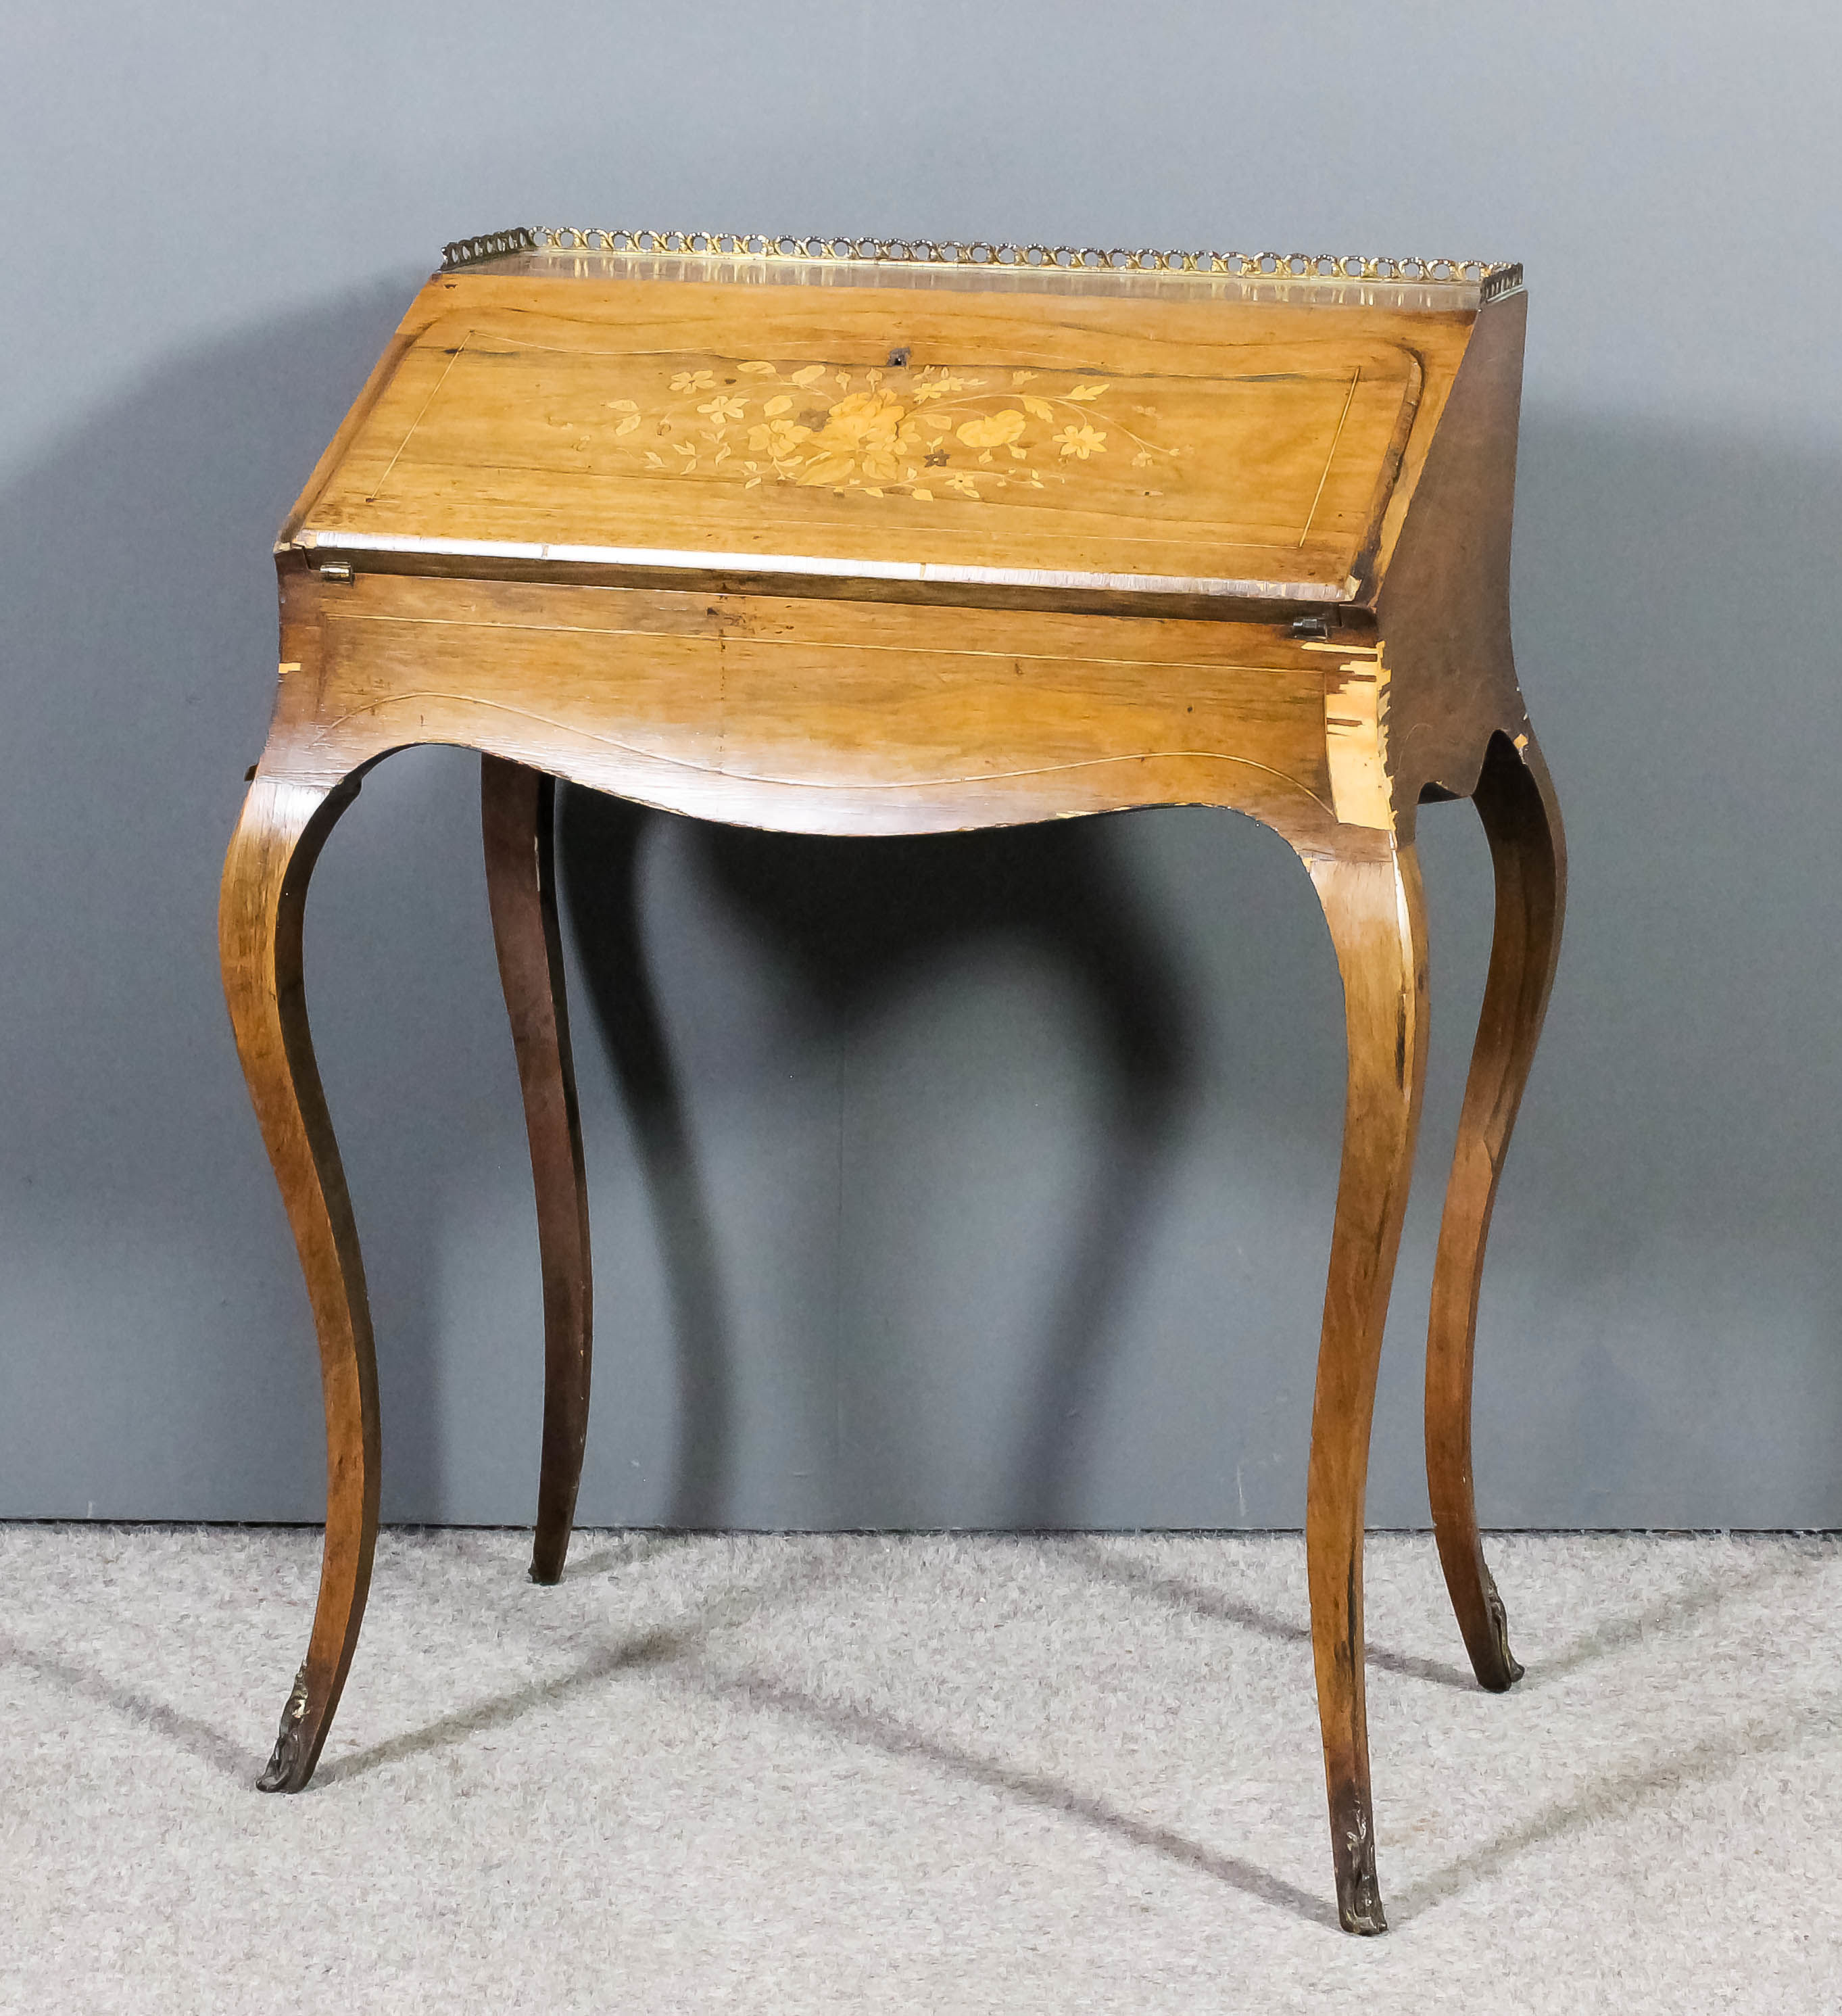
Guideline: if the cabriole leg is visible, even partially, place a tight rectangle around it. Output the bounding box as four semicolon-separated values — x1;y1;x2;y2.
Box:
481;757;593;1585
220;771;378;1793
1304;841;1430;1935
1426;730;1566;1689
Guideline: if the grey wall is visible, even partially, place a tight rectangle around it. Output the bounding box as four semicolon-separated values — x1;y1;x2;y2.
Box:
3;1;1839;1529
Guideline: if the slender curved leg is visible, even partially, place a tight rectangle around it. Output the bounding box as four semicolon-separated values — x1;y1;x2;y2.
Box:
481;757;593;1585
220;771;378;1793
1303;841;1430;1935
1426;730;1567;1689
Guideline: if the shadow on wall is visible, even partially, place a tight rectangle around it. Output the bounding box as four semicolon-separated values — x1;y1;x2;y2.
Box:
1463;409;1842;1524
0;287;1838;1528
558;793;1192;1528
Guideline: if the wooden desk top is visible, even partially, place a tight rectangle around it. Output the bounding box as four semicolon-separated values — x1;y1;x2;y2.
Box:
285;230;1520;613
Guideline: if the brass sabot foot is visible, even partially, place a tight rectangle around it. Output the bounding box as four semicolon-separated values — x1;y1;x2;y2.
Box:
255;1664;313;1793
1480;1564;1525;1690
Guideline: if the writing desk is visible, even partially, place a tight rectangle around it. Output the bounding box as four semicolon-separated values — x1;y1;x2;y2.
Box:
220;228;1566;1933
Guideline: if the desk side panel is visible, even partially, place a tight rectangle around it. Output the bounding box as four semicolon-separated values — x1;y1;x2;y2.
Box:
1375;291;1532;804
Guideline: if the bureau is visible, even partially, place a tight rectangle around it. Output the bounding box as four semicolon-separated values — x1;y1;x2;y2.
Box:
220;227;1565;1933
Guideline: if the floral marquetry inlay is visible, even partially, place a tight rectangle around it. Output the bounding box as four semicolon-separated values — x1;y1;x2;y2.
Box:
583;356;1190;503
310;291;1432;587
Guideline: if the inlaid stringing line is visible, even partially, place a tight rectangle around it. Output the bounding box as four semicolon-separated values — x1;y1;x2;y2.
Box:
367;330;470;504
1299;368;1361;549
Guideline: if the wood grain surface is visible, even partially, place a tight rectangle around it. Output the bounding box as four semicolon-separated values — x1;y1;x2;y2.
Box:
220;773;379;1794
1426;730;1566;1691
481;757;592;1587
1305;844;1431;1936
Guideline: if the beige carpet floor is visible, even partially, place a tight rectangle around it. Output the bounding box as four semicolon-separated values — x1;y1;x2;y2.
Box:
1;1527;1838;2013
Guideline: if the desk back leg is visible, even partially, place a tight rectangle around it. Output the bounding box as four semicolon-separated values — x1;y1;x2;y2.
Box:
1426;729;1566;1689
220;771;379;1792
481;759;593;1585
1303;840;1430;1935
